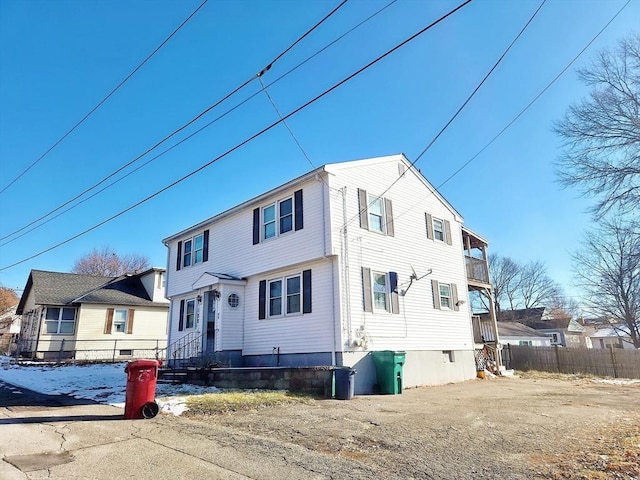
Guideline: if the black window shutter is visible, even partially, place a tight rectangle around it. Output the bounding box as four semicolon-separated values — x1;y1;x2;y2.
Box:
362;267;373;312
384;198;394;237
253;208;260;245
178;300;185;331
358;188;369;230
203;229;209;262
302;269;312;313
176;241;182;271
258;280;267;320
294;189;304;231
389;271;399;314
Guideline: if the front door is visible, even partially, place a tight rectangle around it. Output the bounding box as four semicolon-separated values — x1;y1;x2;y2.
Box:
204;292;217;354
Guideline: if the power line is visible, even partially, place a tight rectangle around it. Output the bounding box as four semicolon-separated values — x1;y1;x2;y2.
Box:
341;0;547;233
0;0;209;196
392;0;631;225
0;0;472;271
0;0;352;244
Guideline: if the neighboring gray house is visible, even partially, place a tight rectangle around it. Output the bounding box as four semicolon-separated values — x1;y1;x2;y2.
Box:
16;268;169;361
497;322;551;347
498;307;585;347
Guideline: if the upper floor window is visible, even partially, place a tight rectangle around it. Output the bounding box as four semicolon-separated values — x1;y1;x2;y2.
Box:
425;213;452;245
45;307;76;334
362;267;399;314
358;188;394;236
258;270;312;319
433;218;445;242
176;230;209;271
254;190;303;244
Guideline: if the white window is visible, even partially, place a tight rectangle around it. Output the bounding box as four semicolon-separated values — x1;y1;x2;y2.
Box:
268;274;302;317
183;233;204;267
433;218;445;242
268;279;282;316
286;275;301;314
368;195;385;233
113;309;128;333
263;197;294;240
228;293;240;308
519;340;533;346
372;272;389;311
550;333;560;344
45;307;76;334
263;204;277;240
439;283;452;309
279;198;293;234
185;299;196;329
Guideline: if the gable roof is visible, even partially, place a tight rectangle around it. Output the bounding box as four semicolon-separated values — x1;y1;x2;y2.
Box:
497;321;551;339
16;269;165;314
163;154;463;244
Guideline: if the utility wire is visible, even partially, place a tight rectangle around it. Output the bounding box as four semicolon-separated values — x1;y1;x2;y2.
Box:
258;76;317;171
0;0;472;271
0;0;351;243
0;0;209;195
392;0;631;225
341;0;546;233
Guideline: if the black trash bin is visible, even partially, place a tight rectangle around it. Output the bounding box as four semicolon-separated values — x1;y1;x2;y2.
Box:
334;367;356;400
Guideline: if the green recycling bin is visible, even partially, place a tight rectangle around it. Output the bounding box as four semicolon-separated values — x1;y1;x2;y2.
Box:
372;350;405;394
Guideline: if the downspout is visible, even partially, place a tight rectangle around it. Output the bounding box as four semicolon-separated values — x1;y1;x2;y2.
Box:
320;174;337;367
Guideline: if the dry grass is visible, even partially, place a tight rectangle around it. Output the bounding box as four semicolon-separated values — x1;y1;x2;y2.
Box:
183;390;315;416
538;417;640;479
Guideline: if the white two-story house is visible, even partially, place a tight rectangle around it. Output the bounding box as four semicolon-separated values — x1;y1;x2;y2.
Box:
162;154;497;393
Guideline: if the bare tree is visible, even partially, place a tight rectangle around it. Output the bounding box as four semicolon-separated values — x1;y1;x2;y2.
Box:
488;254;564;313
555;33;640;219
488;254;519;313
572;219;640;348
72;247;150;277
0;286;18;313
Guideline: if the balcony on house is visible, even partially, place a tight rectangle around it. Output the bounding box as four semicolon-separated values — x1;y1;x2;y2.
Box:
462;227;491;289
472;315;497;344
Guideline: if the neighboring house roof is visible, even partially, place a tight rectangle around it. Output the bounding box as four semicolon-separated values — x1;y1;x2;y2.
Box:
497;322;550;339
497;307;575;331
16;269;166;314
163;154;464;244
590;326;631;338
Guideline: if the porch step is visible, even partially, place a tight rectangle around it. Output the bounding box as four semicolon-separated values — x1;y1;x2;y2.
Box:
157;369;188;384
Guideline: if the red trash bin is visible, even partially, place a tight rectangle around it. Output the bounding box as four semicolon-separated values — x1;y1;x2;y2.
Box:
124;359;162;419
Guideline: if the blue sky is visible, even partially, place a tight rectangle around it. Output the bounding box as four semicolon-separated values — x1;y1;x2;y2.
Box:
0;0;637;303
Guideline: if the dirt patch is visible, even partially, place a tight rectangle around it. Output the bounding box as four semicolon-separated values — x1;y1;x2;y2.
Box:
185;374;640;479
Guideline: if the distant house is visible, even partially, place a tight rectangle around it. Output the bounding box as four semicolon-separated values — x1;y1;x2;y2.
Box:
498;307;586;347
0;305;21;354
16;269;169;361
497;322;552;347
582;322;635;350
162;154;501;394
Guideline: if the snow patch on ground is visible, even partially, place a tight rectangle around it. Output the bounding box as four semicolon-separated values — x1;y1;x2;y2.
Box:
0;357;219;415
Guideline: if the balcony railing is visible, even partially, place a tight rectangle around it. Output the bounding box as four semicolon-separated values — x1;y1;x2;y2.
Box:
466;256;489;284
472;315;496;344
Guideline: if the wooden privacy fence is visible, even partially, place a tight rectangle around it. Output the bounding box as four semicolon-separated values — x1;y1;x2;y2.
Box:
503;344;640;379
